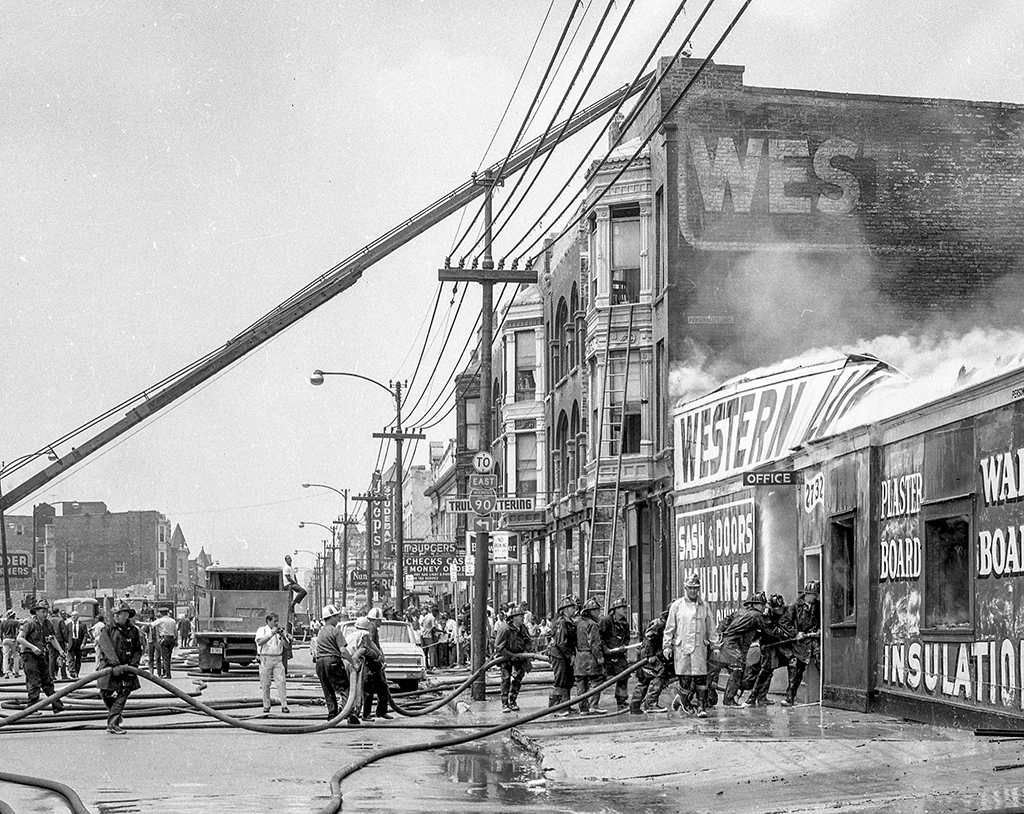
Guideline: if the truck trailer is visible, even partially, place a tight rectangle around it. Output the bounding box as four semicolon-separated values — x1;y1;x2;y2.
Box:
193;566;290;673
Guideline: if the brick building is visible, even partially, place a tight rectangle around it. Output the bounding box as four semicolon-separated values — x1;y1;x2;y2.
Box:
40;501;187;604
533;56;1024;633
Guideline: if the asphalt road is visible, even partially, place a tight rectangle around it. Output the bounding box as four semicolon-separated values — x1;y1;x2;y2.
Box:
3;651;1023;814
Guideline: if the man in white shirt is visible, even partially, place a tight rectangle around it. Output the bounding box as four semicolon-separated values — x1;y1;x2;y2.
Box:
255;612;289;714
419;606;437;670
283;555;307;618
148;607;178;679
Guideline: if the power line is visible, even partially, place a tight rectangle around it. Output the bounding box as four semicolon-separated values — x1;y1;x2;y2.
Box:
483;0;639;259
520;0;754;266
448;0;560;256
502;0;697;263
450;0;586;260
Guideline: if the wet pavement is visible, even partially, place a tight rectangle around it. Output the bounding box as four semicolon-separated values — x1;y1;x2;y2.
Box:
3;654;1024;813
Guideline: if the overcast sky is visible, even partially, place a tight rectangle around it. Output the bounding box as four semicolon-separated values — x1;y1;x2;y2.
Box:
2;0;1021;569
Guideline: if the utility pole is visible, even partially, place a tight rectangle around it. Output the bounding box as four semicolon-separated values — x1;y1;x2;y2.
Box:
0;474;11;611
372;380;425;614
438;169;537;700
341;491;350;608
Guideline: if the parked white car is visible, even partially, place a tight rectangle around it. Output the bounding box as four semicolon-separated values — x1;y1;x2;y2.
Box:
342;620;426;692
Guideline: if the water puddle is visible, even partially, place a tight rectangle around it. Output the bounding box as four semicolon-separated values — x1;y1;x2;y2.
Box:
441;737;677;814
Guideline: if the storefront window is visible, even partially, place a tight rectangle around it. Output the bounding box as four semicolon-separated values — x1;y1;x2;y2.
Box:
924;509;971;629
830;515;856;622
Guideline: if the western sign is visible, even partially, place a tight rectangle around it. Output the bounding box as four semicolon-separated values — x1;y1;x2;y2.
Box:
673;355;893;490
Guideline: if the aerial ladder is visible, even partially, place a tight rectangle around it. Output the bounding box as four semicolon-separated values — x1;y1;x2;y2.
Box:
0;74;653;512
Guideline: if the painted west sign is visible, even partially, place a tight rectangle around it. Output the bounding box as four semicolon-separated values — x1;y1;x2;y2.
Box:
673;355;894;490
686;132;870;216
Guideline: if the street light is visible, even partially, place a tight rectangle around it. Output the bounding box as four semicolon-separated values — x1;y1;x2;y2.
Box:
302;483;359;607
309;370;425;613
299;521;339;605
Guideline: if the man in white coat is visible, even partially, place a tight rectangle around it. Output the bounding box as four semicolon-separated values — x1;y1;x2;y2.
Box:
663;573;719;718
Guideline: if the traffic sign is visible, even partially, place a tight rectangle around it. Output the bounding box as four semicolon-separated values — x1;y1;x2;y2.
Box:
472;451;495;474
469;490;497;516
468;473;498;490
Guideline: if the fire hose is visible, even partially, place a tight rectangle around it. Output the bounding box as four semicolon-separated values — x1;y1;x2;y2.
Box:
0;652;655;813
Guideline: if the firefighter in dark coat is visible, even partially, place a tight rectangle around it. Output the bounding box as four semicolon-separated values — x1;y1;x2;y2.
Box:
95;601;144;734
717;591;780;707
494;606;533;713
572;598;604;714
596;597;632;713
15;599;66;714
546;596;577;710
630;608;672;714
746;594;795;706
781;581;821;706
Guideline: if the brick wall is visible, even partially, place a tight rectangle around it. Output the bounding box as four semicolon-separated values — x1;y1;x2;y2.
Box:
647;59;1024;368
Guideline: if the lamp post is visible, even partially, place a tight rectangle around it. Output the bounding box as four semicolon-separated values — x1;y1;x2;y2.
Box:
299;521;339;605
310;370;425;613
302;483;359;608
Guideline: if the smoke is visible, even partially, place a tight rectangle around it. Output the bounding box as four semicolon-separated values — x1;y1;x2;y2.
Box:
670;240;1024;428
835;327;1024;430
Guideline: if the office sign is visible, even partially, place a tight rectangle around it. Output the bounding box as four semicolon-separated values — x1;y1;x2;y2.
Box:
742;471;797;486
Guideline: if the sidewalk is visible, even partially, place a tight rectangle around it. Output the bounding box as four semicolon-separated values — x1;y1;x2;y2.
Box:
510;696;1024;813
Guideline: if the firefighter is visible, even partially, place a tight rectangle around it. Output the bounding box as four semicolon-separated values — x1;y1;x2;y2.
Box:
494;606;533;713
718;591;787;707
663;573;718;718
630;608;672;714
781;581;821;707
572;598;604;714
15;599;66;715
95;601;144;734
745;594;794;707
596;597;632;713
546;595;577;711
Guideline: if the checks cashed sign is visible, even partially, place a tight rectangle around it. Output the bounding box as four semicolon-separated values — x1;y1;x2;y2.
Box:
673;355;894;490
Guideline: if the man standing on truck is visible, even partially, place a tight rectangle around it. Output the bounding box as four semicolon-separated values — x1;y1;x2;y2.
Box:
283;555;307;619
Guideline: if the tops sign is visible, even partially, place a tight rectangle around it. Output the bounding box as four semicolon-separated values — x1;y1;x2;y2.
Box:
674;355;893;490
687;132;868;216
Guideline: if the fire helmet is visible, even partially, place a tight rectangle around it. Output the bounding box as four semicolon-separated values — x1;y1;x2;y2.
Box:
557;595;577;613
683;573;701;589
581;598;602;614
608;596;627;612
743;591;767;608
802;581;820;596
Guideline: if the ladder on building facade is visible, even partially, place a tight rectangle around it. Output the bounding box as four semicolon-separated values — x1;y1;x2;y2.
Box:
585;304;634;610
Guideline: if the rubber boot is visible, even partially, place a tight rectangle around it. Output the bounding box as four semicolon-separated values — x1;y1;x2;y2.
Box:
722;669;742;707
695;686;709;718
629;699;643;715
548;690;563;708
